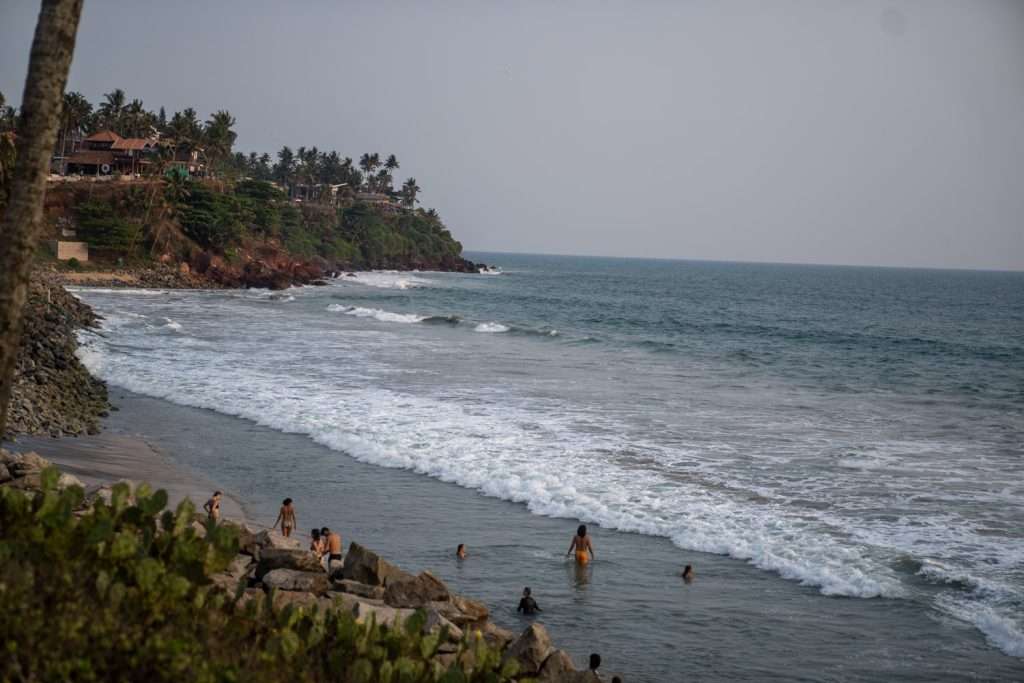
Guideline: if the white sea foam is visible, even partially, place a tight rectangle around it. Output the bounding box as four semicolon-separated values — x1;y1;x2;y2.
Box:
342;271;432;290
162;318;184;332
70;285;1024;659
474;322;509;333
327;304;426;324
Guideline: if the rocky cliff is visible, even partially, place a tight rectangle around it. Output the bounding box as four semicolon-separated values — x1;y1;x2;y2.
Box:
4;274;108;438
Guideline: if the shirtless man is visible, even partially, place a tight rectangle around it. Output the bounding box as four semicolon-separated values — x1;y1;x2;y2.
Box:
567;524;594;565
203;491;222;523
273;498;297;537
324;527;343;574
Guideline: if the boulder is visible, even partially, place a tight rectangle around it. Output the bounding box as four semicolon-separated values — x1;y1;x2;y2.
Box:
537;650;578;682
56;472;84;490
504;623;555;676
236;588;267;610
255;529;303;551
10;451;50;475
261;568;329;595
424;608;464;643
226;553;254;581
271;591;320;611
209;572;244;594
450;594;489;625
341;542;413;587
351;600;415;627
332;578;386;601
222;521;260;557
255;548;323;579
481;622;516;650
383;571;450;608
0;463;10;483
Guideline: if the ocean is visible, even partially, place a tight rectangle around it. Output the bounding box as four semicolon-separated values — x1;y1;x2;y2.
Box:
71;253;1024;680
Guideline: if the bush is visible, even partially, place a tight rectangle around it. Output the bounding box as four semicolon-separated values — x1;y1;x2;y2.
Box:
0;470;525;683
66;257;81;270
75;199;138;252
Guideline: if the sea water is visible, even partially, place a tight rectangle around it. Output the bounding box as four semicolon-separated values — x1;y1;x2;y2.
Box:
71;254;1023;680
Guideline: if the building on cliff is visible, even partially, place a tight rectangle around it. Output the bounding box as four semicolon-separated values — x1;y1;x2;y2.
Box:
60;130;205;177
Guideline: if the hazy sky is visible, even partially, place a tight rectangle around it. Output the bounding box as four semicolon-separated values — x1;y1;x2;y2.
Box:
3;1;1023;270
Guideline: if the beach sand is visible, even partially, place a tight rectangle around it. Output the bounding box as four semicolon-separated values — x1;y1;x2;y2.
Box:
6;432;246;522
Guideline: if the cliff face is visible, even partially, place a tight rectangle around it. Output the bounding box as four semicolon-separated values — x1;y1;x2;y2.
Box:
5;275;108;438
42;180;483;287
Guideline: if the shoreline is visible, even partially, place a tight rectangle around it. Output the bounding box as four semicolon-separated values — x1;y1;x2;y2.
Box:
22;388;1020;682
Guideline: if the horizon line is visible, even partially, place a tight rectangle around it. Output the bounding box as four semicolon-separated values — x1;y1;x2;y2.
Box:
462;249;1024;274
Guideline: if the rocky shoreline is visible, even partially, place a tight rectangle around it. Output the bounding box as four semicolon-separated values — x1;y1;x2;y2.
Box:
0;447;606;682
5;273;109;439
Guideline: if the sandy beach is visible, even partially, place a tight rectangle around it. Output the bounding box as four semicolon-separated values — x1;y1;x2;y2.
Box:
8;432;246;522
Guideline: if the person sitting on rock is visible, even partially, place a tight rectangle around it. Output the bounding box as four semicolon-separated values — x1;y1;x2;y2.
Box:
567;524;594;565
456;543;467;559
517;587;542;615
589;653;602;676
273;498;297;537
203;491;222;523
324;527;343;574
310;528;323;554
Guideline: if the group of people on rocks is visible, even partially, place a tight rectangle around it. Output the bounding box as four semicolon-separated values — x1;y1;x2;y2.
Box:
203;494;691;682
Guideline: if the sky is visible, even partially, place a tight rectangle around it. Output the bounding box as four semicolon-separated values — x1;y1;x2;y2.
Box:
2;0;1023;271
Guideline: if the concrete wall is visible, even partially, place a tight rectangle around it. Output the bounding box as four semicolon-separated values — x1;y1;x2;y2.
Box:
54;241;88;262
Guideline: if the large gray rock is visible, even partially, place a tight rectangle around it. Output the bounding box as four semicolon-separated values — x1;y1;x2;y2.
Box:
482;621;516;650
332;578;386;600
341;542;413;587
255;548;323;579
9;451;50;476
56;472;85;490
383;570;450;608
0;463;12;483
537;650;578;682
424;608;464;643
504;623;555;676
226;553;254;581
351;600;415;626
262;568;329;595
255;529;303;551
450;594;489;625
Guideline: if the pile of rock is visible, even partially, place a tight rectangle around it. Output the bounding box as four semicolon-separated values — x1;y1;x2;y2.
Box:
6;276;109;439
0;450;84;491
210;535;602;681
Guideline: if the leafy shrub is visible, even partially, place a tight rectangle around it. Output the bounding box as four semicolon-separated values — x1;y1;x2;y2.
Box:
66;257;81;270
180;184;247;250
75;199;138;252
0;469;526;683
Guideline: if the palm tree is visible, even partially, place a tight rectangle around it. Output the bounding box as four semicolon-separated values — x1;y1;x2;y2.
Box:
385;154;399;173
203;109;237;174
97;88;126;132
58;90;91;158
401;177;421;207
0;0;84;437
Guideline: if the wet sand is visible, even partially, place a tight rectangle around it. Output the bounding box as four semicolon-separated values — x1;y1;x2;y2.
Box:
6;432;246;522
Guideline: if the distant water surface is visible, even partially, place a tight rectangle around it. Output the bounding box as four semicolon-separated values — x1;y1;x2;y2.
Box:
71;254;1024;679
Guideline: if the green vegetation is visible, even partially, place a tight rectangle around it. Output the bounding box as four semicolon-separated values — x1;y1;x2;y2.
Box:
0;470;525;682
74;198;139;252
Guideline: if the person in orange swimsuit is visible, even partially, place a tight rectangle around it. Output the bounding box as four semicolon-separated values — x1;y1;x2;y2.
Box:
567;524;594;565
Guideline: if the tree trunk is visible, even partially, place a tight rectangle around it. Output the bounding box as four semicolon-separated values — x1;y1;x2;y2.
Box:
0;0;84;438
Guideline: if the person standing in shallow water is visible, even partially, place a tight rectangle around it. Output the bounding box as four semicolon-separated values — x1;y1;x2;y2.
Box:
203;491;222;523
567;524;594;565
517;587;542;615
273;498;297;537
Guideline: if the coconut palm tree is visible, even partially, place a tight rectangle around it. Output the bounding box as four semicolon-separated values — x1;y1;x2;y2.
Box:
58;90;91;158
401;177;421;207
0;0;84;437
97;88;126;132
385;154;399;173
203;109;237;174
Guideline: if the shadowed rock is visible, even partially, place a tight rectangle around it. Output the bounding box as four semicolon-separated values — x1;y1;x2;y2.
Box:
504;623;555;676
383;571;450;608
262;568;329;595
341;542;413;587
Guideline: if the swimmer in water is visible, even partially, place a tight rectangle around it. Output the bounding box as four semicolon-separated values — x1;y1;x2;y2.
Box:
682;564;694;582
567;524;594;565
517;587;542;615
456;543;467;559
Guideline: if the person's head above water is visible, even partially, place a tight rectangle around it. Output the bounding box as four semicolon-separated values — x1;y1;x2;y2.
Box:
522;587;532;597
682;564;694;578
457;543;466;556
577;524;587;537
589;653;601;671
283;497;293;506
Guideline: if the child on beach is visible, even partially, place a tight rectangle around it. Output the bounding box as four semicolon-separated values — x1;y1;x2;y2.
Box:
273;498;297;537
203;491;222;523
517;587;542;615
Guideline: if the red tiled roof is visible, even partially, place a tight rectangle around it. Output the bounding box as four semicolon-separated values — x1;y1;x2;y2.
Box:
83;130;122;143
111;137;154;151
